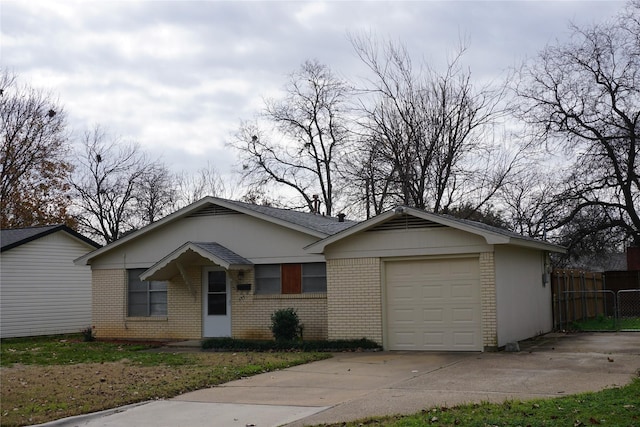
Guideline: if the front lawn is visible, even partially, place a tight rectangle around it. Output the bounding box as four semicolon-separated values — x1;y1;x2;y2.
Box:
318;379;640;426
571;316;640;331
0;335;329;427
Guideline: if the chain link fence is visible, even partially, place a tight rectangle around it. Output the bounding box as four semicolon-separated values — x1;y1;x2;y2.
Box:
552;269;639;331
618;289;640;318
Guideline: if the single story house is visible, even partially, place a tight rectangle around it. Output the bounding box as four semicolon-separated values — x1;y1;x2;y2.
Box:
75;197;565;351
1;224;101;338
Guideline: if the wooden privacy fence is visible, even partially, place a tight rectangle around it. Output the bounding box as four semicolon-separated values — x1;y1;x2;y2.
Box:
551;269;611;330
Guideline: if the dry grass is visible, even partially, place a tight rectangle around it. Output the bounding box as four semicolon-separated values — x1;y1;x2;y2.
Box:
0;343;327;427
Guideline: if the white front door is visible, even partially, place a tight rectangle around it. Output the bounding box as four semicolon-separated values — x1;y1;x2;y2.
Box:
202;267;231;337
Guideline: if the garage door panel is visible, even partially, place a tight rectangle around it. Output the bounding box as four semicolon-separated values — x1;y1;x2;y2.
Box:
452;332;477;347
422;307;444;322
394;331;417;347
389;308;415;323
451;307;476;322
450;283;478;299
389;284;415;302
386;258;482;351
423;332;445;346
420;284;444;299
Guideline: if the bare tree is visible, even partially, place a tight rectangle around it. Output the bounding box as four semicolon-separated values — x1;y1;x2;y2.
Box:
230;59;352;215
343;134;396;218
71;127;168;243
174;162;228;207
137;162;176;224
0;69;75;228
498;166;561;239
514;1;640;247
349;36;510;216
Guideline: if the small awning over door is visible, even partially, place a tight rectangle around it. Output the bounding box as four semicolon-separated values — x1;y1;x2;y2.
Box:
140;241;252;282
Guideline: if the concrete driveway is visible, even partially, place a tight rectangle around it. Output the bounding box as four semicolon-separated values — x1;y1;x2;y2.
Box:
35;332;640;427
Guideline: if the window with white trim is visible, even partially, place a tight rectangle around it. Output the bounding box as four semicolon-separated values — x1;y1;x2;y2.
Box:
127;269;168;317
254;263;327;294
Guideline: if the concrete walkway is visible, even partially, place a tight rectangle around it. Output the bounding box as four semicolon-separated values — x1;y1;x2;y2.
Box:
33;332;640;427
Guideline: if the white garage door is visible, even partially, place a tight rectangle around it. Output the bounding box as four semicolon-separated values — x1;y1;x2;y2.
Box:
385;257;482;351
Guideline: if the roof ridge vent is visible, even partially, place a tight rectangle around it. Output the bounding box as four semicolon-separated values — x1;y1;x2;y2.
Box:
368;215;444;231
187;204;240;218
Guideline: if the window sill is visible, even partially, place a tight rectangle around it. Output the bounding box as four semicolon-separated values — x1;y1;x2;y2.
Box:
253;292;327;300
125;316;168;322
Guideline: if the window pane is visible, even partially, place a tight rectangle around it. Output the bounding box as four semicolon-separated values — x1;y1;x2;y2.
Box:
128;281;147;292
128;303;147;317
150;291;167;304
128;269;144;282
255;264;280;279
255;265;281;294
302;263;327;293
208;294;226;315
129;292;147;305
302;263;326;277
127;268;168;317
208;271;226;293
149;281;167;291
256;278;280;294
150;292;167;316
303;276;327;293
150;303;167;316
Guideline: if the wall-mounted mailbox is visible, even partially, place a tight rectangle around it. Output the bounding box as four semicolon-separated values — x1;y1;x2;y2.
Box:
236;284;251;291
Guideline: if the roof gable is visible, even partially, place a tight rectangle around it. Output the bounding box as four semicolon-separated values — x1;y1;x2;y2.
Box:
75;197;357;265
305;206;566;254
140;242;252;281
1;225;100;252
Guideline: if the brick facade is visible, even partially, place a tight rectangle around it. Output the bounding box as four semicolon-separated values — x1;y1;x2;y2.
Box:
325;254;499;350
326;258;383;344
93;254;498;348
480;251;498;349
92;268;202;340
230;269;328;340
92;268;327;341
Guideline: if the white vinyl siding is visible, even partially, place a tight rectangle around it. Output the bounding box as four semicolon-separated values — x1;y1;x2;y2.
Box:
0;232;95;338
494;246;552;346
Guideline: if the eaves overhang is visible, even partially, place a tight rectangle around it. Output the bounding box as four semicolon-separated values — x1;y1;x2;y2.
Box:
305;206;567;254
74;196;329;266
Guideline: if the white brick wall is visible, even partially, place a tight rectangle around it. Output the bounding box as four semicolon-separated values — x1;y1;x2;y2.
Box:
480;252;498;349
326;258;383;344
92;268;328;341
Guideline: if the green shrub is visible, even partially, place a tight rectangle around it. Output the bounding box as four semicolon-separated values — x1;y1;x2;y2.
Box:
201;337;381;352
81;326;95;342
270;308;301;341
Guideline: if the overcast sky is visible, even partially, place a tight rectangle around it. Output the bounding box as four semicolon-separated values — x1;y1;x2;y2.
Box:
1;0;624;180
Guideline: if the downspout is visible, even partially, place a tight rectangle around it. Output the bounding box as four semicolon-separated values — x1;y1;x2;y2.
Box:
123;253;128;329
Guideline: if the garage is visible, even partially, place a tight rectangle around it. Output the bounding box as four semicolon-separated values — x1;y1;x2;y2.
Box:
385;257;482;351
308;206;566;351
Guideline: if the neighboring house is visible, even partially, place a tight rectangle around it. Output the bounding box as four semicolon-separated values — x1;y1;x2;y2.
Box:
1;225;101;338
75;197;565;351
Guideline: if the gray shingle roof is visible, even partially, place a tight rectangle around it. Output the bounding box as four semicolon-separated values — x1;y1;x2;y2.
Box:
222;198;358;235
192;242;252;265
1;225;60;250
1;225;100;252
442;214;558;246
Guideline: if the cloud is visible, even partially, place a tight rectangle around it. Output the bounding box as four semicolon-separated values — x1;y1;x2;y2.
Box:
1;0;625;184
